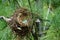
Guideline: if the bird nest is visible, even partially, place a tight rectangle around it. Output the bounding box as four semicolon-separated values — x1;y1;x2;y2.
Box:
9;8;33;36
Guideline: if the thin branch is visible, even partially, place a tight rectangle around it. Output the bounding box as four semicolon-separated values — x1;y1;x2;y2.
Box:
0;16;12;22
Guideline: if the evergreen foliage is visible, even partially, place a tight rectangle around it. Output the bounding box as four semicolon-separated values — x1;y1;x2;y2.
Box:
0;0;60;40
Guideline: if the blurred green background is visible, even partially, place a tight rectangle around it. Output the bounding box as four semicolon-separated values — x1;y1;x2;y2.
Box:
0;0;60;40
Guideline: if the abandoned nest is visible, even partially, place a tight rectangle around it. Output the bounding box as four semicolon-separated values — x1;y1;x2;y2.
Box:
8;8;33;36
